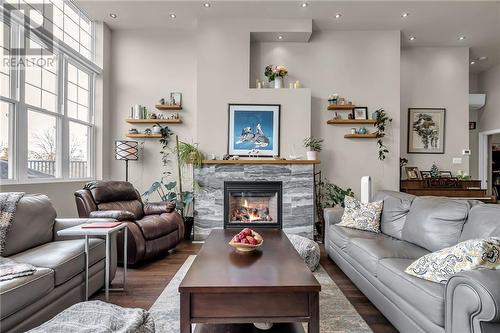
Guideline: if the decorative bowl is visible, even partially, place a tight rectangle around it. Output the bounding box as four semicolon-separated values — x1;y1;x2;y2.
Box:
229;229;264;253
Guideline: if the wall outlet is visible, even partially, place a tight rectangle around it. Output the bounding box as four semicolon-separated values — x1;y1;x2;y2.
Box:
453;157;462;164
462;149;471;156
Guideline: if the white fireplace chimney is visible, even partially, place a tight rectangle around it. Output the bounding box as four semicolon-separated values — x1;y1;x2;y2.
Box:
360;176;372;204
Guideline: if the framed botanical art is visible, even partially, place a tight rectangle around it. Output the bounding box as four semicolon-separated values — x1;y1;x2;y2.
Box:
227;104;280;157
408;108;446;154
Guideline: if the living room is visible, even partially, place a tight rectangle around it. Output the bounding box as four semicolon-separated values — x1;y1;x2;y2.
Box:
1;0;499;332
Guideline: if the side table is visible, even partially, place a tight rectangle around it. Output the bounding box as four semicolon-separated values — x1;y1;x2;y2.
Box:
57;222;127;301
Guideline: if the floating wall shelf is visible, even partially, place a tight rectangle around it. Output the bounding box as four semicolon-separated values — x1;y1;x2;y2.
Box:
344;133;383;139
126;119;182;124
126;134;162;139
327;104;355;110
155;105;182;110
327;119;376;125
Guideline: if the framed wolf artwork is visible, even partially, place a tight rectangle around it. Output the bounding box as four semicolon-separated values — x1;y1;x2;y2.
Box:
227;104;281;157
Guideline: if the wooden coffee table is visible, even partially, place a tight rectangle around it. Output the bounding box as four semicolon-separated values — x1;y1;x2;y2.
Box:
179;229;321;333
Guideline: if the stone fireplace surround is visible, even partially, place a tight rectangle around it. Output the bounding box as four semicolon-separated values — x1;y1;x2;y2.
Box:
193;160;318;241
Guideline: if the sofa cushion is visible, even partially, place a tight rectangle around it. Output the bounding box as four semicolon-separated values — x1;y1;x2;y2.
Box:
10;239;105;286
86;181;139;204
373;190;415;240
3;194;56;257
0;267;54;320
98;200;144;220
327;224;381;251
378;258;445;327
135;215;178;240
460;204;500;241
402;197;472;251
346;237;429;276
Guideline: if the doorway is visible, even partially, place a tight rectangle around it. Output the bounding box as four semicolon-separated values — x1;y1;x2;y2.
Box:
479;129;500;201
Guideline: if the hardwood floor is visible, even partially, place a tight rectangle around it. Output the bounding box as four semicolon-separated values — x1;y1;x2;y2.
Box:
92;241;397;333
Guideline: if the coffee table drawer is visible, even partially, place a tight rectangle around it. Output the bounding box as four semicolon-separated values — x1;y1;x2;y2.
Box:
191;292;309;318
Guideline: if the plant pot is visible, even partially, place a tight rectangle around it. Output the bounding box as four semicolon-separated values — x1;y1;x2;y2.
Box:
274;76;283;89
306;151;318;160
183;217;194;240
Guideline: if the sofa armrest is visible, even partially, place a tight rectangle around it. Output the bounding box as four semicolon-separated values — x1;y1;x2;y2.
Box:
324;207;344;230
446;269;500;333
89;210;135;221
143;201;176;215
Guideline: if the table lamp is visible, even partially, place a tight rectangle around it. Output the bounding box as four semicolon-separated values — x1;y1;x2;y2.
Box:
115;140;138;181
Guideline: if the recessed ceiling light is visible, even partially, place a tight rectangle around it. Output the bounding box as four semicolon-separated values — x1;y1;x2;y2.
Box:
470;61;476;65
409;36;416;41
301;3;308;8
169;13;176;19
335;13;342;19
458;35;466;41
203;2;211;8
401;12;409;18
277;35;284;40
478;56;488;61
109;13;117;18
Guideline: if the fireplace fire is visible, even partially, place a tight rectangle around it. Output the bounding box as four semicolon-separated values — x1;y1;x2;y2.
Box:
224;181;282;229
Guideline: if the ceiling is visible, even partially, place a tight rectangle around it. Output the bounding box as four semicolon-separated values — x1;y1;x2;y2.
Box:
78;1;500;73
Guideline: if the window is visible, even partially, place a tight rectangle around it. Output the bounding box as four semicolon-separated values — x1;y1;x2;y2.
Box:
1;0;97;183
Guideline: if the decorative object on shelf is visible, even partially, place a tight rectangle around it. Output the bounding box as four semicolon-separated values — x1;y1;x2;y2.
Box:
350;128;357;134
158;98;165;105
170;92;182;107
332;112;341;120
228;104;280;157
420;170;432;179
408;108;446;154
469;122;476;130
289;82;294;89
264;65;288;89
248;149;260;158
456;170;471;180
294;80;301;88
425;177;460;188
405;167;421;180
256;80;263;89
115;140;138;182
373;108;392;160
144;128;152;135
149;113;157;119
353;107;368;120
152;124;161;134
222;154;230;160
439;171;453;178
128;128;139;134
348;112;354;120
304;136;323;161
357;127;367;135
430;163;440;178
328;94;339;104
371;110;380;120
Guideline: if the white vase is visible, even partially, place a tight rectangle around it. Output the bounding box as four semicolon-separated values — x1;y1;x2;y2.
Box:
306;151;318;160
274;76;283;89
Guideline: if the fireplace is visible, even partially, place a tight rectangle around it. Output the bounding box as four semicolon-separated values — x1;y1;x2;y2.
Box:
224;181;282;229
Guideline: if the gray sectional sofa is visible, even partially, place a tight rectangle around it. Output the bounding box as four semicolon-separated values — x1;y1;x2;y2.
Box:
325;190;500;333
0;194;118;332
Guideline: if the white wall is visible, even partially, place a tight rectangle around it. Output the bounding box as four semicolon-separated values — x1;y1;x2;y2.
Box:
109;28;197;196
401;47;470;175
250;30;401;192
478;64;500;132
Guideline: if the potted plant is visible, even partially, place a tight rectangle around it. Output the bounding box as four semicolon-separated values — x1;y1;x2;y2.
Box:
304;136;323;160
265;65;288;89
373;108;392;161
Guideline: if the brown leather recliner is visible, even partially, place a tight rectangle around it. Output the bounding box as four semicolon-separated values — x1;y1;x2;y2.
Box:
75;181;184;265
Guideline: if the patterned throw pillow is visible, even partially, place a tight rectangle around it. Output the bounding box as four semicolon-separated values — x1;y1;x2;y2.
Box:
337;196;383;233
405;238;500;284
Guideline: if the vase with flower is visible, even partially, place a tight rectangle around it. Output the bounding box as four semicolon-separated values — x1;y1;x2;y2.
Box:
265;65;288;89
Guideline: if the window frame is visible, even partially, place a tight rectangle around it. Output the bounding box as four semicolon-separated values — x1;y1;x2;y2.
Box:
0;2;97;184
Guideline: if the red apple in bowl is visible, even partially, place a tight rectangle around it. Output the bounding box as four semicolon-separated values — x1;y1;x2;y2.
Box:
229;228;263;252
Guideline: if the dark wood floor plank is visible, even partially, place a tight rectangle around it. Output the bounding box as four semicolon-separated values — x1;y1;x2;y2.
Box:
92;241;397;333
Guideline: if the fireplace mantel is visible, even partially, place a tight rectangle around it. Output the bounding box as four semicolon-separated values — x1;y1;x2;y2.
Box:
200;159;320;165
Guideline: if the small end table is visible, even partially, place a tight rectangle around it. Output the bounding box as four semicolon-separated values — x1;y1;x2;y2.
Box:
57;221;127;301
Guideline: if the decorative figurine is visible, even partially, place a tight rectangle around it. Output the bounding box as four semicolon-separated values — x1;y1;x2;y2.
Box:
358;127;368;134
128;128;139;134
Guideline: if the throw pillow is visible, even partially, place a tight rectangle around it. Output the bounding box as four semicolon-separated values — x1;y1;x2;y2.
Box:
405;238;500;284
336;196;383;233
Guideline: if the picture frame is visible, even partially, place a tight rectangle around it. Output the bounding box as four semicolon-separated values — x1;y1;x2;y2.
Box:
407;108;446;154
227;104;280;157
353;107;368;120
405;167;421;180
439;171;453;178
469;122;477;130
170;92;182;106
420;171;432;179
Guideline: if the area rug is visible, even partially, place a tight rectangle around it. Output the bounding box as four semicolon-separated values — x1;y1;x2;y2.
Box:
149;255;372;333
